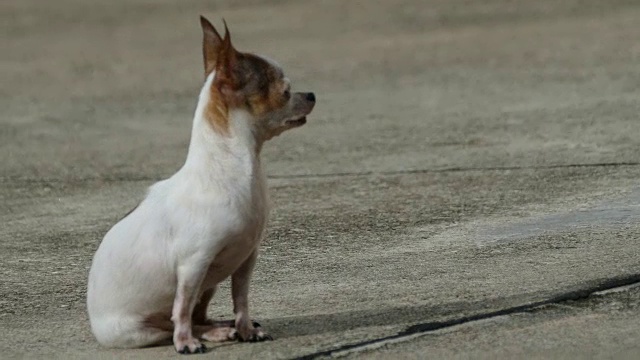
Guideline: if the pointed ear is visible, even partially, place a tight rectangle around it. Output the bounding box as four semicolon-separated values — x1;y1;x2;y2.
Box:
200;15;223;77
214;19;241;91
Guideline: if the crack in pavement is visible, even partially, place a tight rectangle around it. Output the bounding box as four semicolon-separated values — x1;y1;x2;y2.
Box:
2;161;640;185
292;274;640;360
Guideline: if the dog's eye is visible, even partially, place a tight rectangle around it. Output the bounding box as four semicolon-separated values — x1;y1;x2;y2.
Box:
283;89;290;98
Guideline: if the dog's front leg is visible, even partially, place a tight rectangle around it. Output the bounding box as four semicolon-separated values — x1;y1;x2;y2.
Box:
231;249;272;342
192;287;216;325
172;262;208;354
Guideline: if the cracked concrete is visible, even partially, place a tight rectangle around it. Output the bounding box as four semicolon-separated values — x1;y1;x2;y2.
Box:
345;285;640;359
2;0;640;358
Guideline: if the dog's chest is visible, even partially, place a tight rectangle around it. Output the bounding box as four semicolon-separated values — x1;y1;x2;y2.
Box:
203;174;268;283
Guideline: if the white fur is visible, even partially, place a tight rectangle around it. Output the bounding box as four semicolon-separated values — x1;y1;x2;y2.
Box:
87;72;269;348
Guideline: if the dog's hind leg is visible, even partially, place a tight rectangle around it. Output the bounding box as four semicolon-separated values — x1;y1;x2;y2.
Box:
194;319;266;342
93;315;173;348
143;315;235;347
194;323;236;342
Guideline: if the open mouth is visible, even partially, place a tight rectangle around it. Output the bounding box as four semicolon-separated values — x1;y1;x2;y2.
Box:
285;116;307;127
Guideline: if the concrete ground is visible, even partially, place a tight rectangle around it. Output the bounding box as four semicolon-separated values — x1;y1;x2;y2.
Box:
2;0;640;358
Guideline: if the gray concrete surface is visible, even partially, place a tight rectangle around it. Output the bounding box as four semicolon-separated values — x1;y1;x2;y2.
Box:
2;0;640;358
346;285;640;359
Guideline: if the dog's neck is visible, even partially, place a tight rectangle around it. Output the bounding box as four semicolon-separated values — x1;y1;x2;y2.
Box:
182;72;262;181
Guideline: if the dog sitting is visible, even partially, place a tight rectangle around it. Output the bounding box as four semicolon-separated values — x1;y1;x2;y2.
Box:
87;16;315;354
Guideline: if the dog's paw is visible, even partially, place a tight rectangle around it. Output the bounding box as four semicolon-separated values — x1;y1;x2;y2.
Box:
229;323;273;342
175;338;207;355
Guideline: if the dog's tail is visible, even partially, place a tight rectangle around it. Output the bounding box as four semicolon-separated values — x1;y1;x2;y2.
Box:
90;314;172;348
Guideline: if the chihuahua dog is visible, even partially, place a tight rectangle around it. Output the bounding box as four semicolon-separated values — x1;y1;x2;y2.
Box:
87;16;315;354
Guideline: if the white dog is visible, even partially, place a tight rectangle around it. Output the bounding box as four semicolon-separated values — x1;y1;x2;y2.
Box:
87;16;316;354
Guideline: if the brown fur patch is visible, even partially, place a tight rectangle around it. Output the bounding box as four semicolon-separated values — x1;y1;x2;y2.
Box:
204;52;288;136
204;86;230;135
239;53;287;118
200;16;223;78
199;21;292;137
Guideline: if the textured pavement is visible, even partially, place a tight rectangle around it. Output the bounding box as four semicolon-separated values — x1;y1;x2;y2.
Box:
2;0;640;358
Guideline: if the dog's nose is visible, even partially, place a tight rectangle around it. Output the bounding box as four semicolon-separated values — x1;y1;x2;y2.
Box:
305;92;316;102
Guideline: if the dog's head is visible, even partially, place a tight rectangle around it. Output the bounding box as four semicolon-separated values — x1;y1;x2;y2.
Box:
200;16;315;141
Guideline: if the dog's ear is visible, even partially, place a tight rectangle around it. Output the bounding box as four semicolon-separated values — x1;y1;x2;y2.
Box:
214;20;242;93
200;16;223;77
